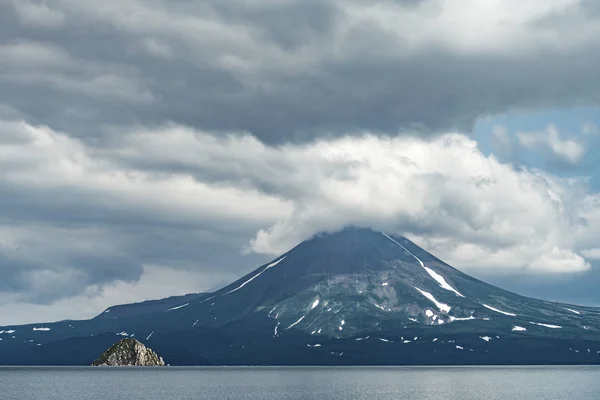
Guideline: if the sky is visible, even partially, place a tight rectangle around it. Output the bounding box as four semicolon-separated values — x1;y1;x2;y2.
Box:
1;0;600;325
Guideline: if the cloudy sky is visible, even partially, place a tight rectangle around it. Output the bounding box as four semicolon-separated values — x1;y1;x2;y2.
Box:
2;0;600;325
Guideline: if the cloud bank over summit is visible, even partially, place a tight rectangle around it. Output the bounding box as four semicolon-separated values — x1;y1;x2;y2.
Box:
1;0;600;324
0;121;596;296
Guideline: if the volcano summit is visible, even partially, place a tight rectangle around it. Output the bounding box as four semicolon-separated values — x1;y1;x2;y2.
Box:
1;228;599;365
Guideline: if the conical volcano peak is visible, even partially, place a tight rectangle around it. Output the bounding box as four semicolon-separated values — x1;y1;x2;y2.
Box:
213;226;452;306
276;226;434;276
303;226;404;245
206;226;482;335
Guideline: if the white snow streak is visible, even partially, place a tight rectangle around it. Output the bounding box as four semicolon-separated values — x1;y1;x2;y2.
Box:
192;320;198;327
480;336;492;342
32;327;50;332
449;315;475;322
530;322;562;329
311;299;320;310
274;322;281;336
382;282;389;286
382;233;464;298
483;304;516;316
224;257;286;295
116;331;129;336
146;331;154;340
415;287;451;313
201;296;215;303
423;266;465;297
382;233;424;267
512;326;527;332
165;303;189;312
381;232;425;268
374;304;386;311
379;338;391;342
565;308;581;315
456;346;464;350
286;315;305;330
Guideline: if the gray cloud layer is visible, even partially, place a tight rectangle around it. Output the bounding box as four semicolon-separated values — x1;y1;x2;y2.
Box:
2;0;600;143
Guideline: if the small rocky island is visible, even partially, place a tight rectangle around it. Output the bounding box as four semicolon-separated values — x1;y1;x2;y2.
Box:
92;338;165;366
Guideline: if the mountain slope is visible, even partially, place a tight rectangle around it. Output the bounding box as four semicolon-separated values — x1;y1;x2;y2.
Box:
1;228;599;365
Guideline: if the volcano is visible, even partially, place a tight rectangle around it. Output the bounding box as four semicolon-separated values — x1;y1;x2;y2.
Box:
1;228;599;365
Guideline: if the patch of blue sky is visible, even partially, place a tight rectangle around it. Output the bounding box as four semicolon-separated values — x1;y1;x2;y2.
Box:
472;106;600;190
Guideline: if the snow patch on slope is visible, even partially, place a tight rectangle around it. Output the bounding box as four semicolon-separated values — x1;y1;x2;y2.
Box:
483;304;516;316
512;326;527;332
224;257;286;295
415;287;451;313
449;315;475;322
165;303;189;312
382;233;464;298
530;322;562;329
274;322;280;336
382;233;424;267
32;327;50;332
287;315;305;330
423;266;465;297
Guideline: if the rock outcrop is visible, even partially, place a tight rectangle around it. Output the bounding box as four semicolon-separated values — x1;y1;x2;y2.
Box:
92;338;165;366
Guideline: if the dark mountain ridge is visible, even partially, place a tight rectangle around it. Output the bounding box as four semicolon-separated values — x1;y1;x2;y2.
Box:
1;228;599;365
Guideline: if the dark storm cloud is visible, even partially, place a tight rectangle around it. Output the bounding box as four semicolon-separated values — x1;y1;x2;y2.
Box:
0;252;142;303
1;0;599;144
0;177;271;304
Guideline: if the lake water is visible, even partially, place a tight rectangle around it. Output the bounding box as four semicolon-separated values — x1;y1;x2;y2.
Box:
1;366;599;400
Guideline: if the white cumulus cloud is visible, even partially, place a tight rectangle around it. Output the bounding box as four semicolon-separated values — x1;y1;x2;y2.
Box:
516;125;585;164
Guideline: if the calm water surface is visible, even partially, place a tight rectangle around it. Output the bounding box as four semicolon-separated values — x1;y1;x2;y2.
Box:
1;366;599;400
